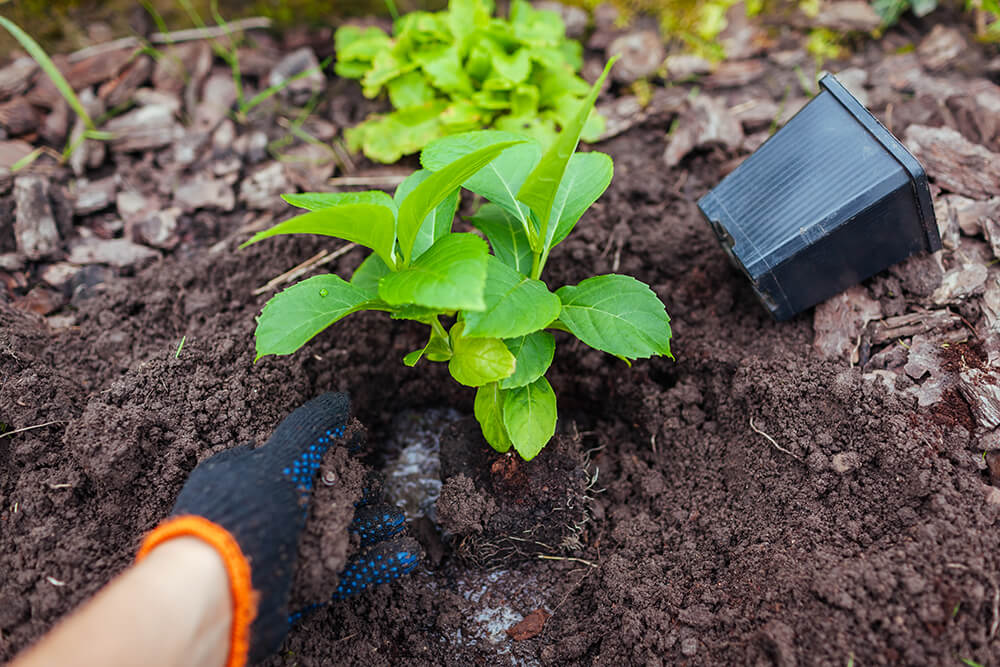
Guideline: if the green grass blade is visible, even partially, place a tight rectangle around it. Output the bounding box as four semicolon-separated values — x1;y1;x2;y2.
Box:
241;57;331;115
11;147;44;173
0;17;95;131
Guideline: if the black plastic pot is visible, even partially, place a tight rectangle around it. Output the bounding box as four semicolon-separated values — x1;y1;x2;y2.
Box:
698;73;941;321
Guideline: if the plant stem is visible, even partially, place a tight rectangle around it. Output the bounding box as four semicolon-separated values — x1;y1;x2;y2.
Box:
530;251;541;280
431;316;449;341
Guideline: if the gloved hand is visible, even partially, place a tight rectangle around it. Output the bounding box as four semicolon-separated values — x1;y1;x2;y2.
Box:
135;393;420;666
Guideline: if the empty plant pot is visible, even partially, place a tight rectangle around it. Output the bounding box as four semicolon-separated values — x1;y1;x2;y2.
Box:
698;73;940;321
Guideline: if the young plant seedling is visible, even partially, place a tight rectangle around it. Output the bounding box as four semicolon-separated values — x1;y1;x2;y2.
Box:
245;59;672;460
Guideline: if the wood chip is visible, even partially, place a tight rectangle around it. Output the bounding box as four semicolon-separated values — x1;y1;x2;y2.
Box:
867;309;962;345
98;55;154;109
0;98;39;137
904;125;1000;200
0;58;38;101
703;60;766;88
822;0;881;31
27;48;136;109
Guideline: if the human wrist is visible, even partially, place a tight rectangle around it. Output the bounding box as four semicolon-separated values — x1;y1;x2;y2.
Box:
143;537;233;666
139;519;253;667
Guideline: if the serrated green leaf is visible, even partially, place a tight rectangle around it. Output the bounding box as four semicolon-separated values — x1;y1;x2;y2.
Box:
350;253;392;298
545;151;613;250
388;70;438;108
241;204;397;269
393;170;459;260
255;274;369;360
417;44;475;95
283;190;397;213
501;331;554;389
362;49;419;97
475;382;512;452
517;58;615;241
503;376;557;460
556;275;672;361
344;103;448;164
379;233;489;310
448;322;516;387
397;139;523;264
502;331;555;388
462;255;560;338
421;131;541;231
334;26;393;79
468;203;533;274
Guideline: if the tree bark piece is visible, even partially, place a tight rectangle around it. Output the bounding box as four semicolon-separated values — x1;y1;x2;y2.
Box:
13;175;61;261
867;309;962;345
905;125;1000;200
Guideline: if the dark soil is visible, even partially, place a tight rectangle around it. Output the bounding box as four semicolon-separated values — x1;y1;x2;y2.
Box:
437;420;591;569
3;16;1000;667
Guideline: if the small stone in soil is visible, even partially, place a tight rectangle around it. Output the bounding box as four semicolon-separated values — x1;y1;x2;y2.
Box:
506;608;551;641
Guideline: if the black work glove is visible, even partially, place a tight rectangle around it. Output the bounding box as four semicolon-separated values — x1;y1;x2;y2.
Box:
136;393;420;666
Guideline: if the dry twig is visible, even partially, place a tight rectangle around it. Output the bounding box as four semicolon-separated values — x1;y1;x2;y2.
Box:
749;417;802;461
252;244;358;295
0;420;65;439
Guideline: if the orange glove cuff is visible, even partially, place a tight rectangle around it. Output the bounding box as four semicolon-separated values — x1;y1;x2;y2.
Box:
136;515;256;667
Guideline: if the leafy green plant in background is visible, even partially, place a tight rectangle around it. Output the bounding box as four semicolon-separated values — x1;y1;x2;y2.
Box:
871;0;938;25
245;60;672;460
334;0;605;163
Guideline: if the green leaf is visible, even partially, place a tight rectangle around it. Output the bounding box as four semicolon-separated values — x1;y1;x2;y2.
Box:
468;203;533;274
241;204;398;269
344;102;447;163
397;139;524;264
404;327;452;366
556;275;673;361
393;170;459;260
448;322;516;387
389;304;449;322
545;151;613;249
387;70;437;108
417;44;474;95
378;233;489;310
503;376;557;460
421;130;541;230
283;190;397;213
462;255;561;338
255;274;369;360
350;253;391;298
517;58;615;244
475;382;512;453
501;331;554;389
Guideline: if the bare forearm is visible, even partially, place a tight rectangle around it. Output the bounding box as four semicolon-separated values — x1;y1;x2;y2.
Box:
13;538;232;667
